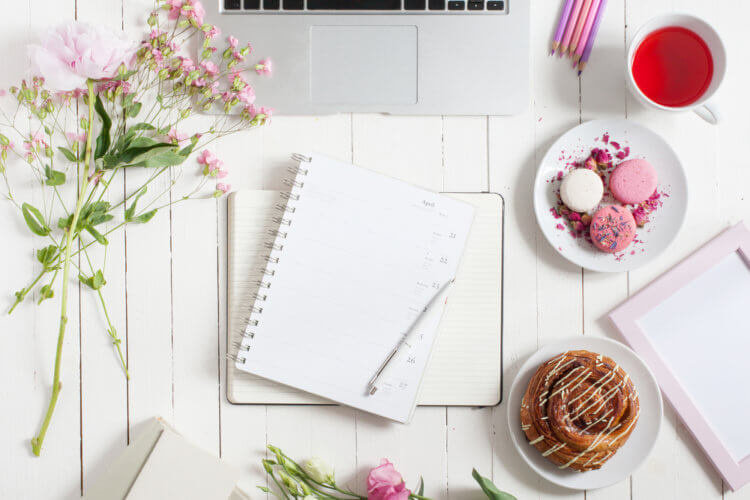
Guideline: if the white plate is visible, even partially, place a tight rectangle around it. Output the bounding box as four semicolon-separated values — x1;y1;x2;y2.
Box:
534;119;688;272
507;336;663;490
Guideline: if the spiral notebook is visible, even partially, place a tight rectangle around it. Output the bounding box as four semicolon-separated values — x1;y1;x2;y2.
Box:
229;153;480;423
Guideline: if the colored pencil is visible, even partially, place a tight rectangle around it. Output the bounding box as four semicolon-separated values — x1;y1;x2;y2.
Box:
551;0;575;55
560;0;584;54
577;0;607;74
573;0;602;62
568;0;593;56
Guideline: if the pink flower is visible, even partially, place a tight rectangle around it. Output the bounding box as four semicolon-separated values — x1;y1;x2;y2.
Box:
255;59;272;75
367;459;411;500
28;21;136;91
200;60;219;76
167;0;206;26
237;84;255;105
0;89;6;97
228;35;238;49
204;25;221;39
214;182;231;197
65;131;86;143
197;149;217;166
168;127;190;147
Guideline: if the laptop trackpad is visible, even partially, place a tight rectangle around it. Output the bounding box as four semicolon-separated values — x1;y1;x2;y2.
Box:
310;26;417;105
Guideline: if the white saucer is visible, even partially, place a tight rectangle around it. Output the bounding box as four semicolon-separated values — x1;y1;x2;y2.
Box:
533;118;688;272
507;336;663;490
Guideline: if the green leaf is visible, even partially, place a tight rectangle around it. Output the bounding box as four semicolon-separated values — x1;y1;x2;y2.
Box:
36;245;59;269
21;203;50;236
78;270;106;290
416;476;425;497
86;226;108;245
124;187;147;222
0;133;9;146
472;469;516;500
142;150;186;168
256;486;270;493
94;95;112;159
92;270;105;289
132;209;157;224
127;101;142;118
129;122;156;132
57;146;77;162
44;165;66;186
58;214;72;230
38;284;54;304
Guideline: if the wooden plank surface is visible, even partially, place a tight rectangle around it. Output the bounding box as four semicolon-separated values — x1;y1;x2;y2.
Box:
0;0;748;499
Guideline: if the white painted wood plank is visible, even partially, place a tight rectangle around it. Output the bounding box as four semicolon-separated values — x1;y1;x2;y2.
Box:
218;113;354;498
76;0;130;494
578;0;631;498
625;1;726;499
121;0;177;447
440;115;494;499
488;0;582;497
352;114;447;498
0;2;82;498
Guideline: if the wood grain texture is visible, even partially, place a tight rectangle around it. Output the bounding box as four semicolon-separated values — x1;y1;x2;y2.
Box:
0;0;748;498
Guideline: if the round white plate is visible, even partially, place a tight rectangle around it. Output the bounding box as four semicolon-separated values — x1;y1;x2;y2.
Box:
534;119;688;272
507;336;663;490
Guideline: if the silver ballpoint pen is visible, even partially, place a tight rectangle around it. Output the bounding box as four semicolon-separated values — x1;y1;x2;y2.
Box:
367;278;455;396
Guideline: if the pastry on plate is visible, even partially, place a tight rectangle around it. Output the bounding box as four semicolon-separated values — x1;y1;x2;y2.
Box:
520;349;640;472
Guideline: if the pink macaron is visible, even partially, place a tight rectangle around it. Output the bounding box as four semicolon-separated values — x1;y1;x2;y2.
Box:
589;205;636;253
609;159;658;205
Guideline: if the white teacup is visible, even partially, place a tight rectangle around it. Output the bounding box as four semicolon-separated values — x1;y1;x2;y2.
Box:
627;14;726;124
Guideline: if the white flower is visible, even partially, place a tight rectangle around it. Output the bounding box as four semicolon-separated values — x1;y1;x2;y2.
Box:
304;456;335;484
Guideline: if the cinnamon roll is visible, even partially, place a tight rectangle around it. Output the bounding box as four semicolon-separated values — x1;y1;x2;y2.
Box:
520;350;640;472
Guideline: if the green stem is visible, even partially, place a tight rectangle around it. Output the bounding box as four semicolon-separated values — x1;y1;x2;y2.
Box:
8;268;47;314
97;289;129;380
31;79;96;457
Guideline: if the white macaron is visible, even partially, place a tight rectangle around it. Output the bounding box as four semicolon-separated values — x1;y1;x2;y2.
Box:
560;168;603;213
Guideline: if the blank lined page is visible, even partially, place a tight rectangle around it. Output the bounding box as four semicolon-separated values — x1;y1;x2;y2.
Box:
234;154;474;423
638;251;750;462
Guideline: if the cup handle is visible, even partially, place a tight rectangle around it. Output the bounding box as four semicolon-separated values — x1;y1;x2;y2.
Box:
693;99;721;124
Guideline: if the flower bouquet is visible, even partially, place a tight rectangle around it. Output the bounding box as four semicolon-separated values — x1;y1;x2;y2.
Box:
2;0;270;455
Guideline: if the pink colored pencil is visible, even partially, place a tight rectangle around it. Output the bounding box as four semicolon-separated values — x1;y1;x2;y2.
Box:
551;0;575;55
560;0;584;54
573;0;602;62
568;0;593;56
577;0;607;75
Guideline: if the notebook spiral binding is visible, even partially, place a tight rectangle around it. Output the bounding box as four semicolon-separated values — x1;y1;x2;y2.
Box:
229;153;311;365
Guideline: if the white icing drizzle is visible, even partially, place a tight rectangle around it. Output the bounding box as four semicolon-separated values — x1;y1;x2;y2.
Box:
542;443;565;456
529;436;544;445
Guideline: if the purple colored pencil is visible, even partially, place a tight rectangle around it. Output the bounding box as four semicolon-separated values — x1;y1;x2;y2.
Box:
551;0;575;55
577;0;607;74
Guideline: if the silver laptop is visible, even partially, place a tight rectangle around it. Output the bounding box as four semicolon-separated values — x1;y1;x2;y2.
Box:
204;0;529;115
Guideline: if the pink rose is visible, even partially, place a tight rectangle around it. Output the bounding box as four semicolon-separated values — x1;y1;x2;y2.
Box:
28;21;136;91
367;459;411;500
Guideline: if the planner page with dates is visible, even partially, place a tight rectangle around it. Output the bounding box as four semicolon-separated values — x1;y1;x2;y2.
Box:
233;153;474;423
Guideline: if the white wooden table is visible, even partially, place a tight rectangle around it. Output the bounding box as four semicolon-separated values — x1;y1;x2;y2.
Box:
1;0;748;498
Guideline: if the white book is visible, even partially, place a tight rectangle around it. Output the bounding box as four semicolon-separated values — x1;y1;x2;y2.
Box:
228;154;504;419
82;418;240;500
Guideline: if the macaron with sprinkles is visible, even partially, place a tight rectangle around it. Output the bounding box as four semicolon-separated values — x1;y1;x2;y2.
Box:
589;205;636;253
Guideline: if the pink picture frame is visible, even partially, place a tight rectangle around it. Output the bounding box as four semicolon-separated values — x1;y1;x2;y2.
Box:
609;222;750;491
